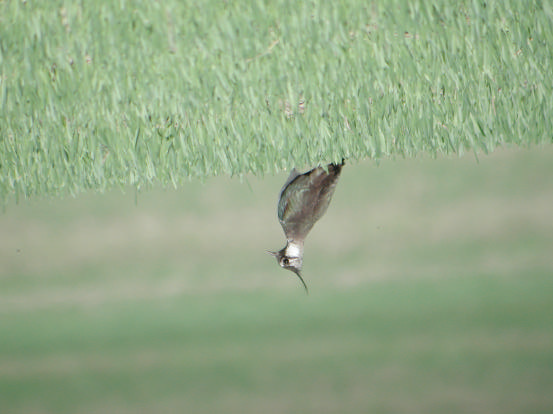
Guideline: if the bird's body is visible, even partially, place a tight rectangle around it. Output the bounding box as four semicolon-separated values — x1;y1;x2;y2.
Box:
269;161;344;292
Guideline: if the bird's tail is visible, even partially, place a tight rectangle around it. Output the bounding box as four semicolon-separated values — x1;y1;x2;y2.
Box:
329;158;345;173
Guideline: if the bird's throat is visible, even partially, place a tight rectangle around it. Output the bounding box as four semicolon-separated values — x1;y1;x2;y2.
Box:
285;242;303;258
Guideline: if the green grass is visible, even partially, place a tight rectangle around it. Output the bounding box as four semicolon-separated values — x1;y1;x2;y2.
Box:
1;0;552;202
2;276;553;414
1;147;553;413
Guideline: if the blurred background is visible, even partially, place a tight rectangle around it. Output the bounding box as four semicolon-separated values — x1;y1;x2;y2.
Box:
1;146;552;414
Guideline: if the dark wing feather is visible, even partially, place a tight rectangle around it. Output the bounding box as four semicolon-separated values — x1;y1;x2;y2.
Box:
277;163;342;242
279;168;301;196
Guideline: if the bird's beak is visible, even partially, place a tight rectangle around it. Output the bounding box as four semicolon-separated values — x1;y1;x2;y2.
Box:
266;250;278;256
291;268;309;295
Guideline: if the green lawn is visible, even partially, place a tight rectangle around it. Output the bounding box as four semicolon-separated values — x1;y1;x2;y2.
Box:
2;0;552;201
1;146;553;413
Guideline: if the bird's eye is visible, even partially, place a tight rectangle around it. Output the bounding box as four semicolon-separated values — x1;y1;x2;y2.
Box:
282;258;289;266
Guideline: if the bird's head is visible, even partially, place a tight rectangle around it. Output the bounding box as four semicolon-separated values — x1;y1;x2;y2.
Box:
267;246;308;293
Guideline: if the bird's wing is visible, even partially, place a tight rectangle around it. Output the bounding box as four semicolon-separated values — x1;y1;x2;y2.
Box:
277;171;310;225
279;168;301;198
277;163;342;242
308;163;343;224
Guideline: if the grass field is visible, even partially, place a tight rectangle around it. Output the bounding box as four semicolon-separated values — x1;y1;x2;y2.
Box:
2;0;552;202
1;146;553;413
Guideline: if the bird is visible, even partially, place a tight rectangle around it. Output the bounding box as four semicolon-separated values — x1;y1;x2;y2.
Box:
268;160;344;293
